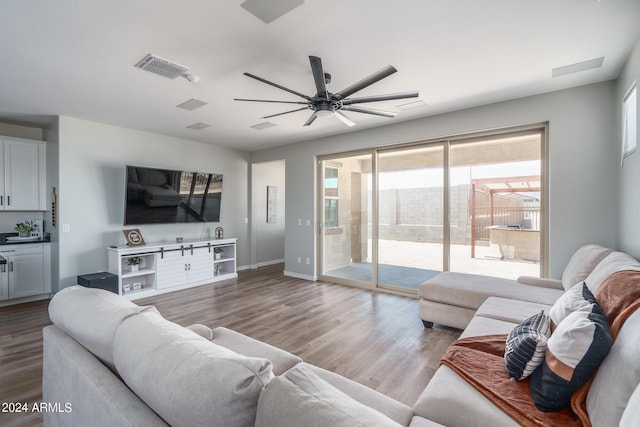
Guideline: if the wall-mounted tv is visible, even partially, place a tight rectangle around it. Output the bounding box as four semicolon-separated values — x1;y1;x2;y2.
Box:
124;165;223;225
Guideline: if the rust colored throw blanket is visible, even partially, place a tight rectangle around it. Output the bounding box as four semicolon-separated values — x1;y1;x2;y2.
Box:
441;270;640;427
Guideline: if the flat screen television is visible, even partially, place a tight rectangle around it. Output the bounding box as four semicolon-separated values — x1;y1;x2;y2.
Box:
124;165;223;225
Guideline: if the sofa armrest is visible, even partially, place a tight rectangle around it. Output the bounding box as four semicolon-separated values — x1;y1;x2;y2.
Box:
516;276;563;290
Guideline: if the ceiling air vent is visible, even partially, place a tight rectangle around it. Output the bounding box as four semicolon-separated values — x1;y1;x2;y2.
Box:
135;54;190;79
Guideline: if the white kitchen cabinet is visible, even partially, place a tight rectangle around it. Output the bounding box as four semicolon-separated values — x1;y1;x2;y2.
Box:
0;137;46;211
0;262;7;300
0;243;51;302
108;238;237;300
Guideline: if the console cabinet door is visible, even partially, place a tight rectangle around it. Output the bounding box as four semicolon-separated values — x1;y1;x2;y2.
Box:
8;253;45;298
156;250;187;289
186;247;214;284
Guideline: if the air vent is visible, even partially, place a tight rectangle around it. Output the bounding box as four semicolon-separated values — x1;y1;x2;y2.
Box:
186;122;211;130
177;98;208;111
552;57;604;78
250;121;277;130
135;54;190;79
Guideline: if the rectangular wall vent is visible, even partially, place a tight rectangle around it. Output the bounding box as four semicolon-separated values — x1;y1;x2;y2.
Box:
135;54;189;79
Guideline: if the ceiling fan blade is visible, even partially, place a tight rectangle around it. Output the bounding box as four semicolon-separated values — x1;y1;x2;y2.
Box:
262;107;309;119
333;65;397;101
303;113;318;126
309;56;328;99
243;72;312;101
341;91;419;105
341;106;397;118
234;98;309;105
334;111;355;127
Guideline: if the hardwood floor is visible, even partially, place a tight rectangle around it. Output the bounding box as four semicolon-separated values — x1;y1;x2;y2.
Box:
0;264;460;427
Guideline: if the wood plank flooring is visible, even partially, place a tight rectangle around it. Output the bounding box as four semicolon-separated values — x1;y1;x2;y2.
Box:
0;264;460;427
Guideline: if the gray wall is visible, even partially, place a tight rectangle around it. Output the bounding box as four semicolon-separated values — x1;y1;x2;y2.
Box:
617;39;640;259
251;81;618;280
56;116;251;289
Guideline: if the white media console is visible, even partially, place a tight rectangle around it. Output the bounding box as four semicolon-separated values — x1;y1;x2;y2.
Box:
107;238;237;299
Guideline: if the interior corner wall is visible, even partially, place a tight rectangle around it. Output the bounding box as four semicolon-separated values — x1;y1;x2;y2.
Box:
56;116;251;289
251;81;618;280
616;38;640;259
251;160;285;267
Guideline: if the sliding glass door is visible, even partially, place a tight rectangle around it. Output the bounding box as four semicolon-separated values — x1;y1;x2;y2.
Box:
319;153;374;287
377;144;445;291
318;125;547;293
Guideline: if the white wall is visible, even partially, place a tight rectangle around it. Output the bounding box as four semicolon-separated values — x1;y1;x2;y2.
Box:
251;81;618;280
616;39;640;259
251;160;285;267
56;116;251;288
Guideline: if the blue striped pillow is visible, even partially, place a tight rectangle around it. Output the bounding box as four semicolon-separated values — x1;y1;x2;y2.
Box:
504;310;551;381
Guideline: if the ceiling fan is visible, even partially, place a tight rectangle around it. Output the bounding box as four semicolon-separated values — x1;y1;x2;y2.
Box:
235;56;419;127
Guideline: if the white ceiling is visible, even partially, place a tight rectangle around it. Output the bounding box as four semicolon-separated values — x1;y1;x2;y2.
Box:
1;0;639;152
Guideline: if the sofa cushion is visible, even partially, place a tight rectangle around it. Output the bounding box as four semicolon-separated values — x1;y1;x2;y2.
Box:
136;167;169;186
587;308;640;426
619;378;640;427
48;285;156;370
255;364;400;427
211;327;302;376
583;251;640;293
114;310;273;427
300;363;414;425
561;244;612;290
530;303;612;411
504;310;550;381
549;282;597;330
475;297;552;324
419;272;563;310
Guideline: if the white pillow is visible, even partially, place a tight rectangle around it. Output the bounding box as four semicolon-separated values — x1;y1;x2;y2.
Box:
549;282;597;329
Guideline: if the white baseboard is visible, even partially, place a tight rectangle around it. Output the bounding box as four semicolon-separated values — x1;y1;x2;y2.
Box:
284;270;316;281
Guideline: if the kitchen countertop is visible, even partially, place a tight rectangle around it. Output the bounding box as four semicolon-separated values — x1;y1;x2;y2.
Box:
0;233;51;246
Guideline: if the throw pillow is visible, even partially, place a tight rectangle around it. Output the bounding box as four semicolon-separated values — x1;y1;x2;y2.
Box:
530;303;612;412
549;282;597;330
504;310;551;381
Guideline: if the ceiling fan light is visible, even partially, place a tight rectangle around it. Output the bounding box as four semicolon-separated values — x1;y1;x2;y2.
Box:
315;109;333;118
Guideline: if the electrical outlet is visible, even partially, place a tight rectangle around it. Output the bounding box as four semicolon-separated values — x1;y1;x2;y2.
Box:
62;224;70;233
305;257;310;265
306;219;311;226
297;257;301;264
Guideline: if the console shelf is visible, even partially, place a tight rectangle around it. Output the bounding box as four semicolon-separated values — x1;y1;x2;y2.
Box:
107;238;237;299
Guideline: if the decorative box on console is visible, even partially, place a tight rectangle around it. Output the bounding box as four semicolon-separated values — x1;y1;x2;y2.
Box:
77;272;118;294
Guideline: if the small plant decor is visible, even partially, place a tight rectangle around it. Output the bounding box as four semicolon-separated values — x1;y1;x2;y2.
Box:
126;256;142;271
15;223;34;237
214;247;223;259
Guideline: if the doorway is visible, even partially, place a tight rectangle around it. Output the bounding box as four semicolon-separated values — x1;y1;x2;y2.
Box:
251;160;285;268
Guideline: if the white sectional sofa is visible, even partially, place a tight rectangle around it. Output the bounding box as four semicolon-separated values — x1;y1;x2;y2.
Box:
415;245;640;426
43;285;440;427
42;244;640;426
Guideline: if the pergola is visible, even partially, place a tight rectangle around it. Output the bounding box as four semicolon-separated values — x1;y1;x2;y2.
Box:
470;175;541;258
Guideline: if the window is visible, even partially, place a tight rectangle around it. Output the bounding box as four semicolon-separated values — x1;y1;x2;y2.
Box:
324;167;339;228
622;83;637;163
